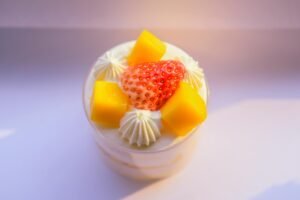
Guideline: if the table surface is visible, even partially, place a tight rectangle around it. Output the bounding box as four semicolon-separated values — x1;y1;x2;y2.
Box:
0;28;300;200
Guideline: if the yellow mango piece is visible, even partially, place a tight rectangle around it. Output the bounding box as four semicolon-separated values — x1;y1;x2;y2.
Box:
127;30;166;66
90;81;129;128
161;82;207;136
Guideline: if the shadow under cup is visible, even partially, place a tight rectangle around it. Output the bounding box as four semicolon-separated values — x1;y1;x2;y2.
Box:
82;42;208;181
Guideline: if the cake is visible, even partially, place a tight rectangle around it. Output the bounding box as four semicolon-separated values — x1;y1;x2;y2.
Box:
83;30;208;180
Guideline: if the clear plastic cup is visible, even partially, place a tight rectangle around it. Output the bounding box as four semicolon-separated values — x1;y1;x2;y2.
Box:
83;42;208;180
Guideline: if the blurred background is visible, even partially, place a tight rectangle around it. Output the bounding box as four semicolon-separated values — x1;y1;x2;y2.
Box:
1;0;300;29
0;0;300;200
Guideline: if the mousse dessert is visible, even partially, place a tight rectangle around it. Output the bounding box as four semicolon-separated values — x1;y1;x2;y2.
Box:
83;30;208;180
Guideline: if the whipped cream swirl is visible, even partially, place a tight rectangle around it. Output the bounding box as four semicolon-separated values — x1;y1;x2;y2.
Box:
177;56;204;90
93;50;128;81
120;110;161;147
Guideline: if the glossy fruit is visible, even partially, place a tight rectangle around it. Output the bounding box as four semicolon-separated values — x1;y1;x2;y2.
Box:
161;82;207;136
121;60;185;111
90;81;129;128
127;30;166;66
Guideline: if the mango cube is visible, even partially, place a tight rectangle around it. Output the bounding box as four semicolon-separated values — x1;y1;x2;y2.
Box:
127;30;166;66
90;81;129;128
161;82;207;136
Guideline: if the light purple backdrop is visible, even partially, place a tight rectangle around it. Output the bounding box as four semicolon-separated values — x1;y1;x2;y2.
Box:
1;0;300;29
0;1;300;200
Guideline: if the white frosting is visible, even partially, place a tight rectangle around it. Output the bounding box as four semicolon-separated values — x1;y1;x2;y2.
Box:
93;47;131;82
120;110;161;147
180;56;204;90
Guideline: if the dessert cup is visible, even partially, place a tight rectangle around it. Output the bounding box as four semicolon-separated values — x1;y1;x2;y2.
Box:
83;41;208;180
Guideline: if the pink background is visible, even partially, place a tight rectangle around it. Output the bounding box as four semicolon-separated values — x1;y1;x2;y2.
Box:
1;0;300;29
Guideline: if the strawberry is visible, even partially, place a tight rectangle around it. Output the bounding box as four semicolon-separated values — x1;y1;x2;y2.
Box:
121;60;185;111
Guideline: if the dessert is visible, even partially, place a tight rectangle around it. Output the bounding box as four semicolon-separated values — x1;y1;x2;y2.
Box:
83;30;208;180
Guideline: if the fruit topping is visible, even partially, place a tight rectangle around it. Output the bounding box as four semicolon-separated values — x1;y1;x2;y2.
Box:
91;81;129;128
127;30;166;66
121;60;185;111
161;82;207;136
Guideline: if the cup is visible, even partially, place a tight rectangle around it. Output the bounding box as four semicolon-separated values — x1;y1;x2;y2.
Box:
83;42;208;180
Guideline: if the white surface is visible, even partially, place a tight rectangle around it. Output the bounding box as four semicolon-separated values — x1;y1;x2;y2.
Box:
1;80;299;200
